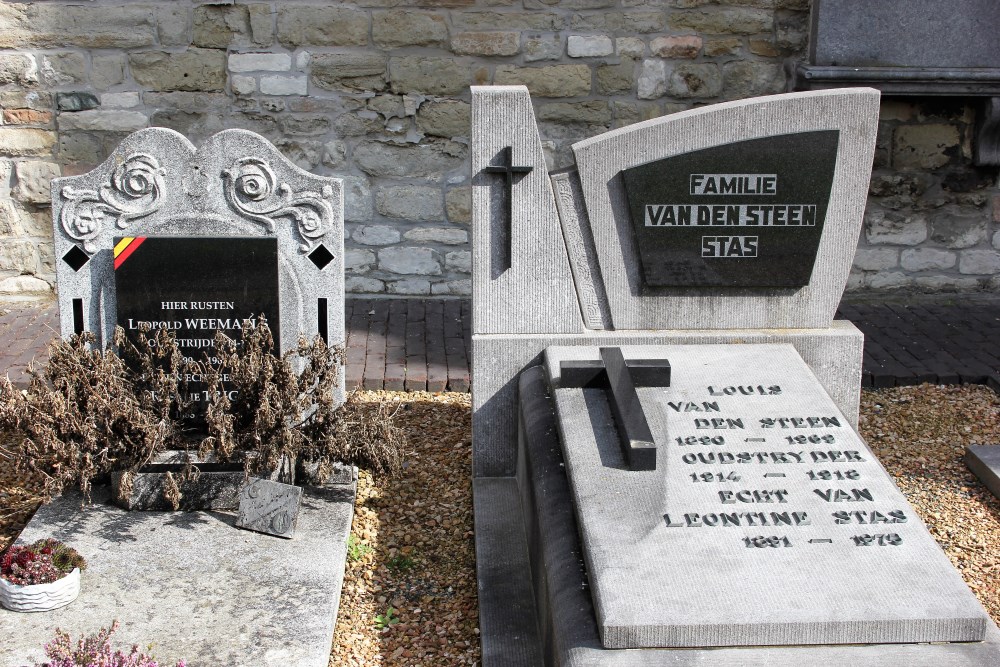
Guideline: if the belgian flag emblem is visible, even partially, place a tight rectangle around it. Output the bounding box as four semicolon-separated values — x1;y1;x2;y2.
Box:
113;237;146;270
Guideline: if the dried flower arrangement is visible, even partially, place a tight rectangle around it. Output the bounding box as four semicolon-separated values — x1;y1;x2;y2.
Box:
1;539;86;586
25;620;186;667
0;319;403;509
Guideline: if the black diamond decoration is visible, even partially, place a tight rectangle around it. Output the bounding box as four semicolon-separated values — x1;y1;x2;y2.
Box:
308;243;334;270
62;245;90;272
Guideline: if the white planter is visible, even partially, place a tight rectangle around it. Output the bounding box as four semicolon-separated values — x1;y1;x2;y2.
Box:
0;567;80;612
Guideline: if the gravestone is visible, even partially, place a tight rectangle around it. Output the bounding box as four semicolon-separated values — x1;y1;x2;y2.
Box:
52;128;344;398
470;87;1000;665
236;478;303;539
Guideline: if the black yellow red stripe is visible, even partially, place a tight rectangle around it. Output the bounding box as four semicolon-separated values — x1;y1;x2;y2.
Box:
113;237;146;270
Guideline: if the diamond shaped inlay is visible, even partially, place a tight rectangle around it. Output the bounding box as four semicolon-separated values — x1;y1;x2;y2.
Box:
308;243;334;270
62;245;91;272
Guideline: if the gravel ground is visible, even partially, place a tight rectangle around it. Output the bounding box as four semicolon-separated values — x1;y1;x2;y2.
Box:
3;384;1000;665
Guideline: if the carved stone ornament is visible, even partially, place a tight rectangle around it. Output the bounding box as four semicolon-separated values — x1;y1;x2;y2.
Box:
59;153;165;253
222;157;334;252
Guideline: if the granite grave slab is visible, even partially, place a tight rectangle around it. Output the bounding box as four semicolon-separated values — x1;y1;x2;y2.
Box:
545;344;989;649
0;481;355;667
966;445;1000;501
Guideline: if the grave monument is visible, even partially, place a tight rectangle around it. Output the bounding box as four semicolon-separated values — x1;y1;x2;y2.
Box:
0;128;353;666
471;86;1000;665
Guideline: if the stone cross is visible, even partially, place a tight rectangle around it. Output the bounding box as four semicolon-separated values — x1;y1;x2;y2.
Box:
560;347;670;471
483;146;532;275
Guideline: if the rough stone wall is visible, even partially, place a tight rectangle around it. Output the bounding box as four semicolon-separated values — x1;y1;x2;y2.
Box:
0;1;995;299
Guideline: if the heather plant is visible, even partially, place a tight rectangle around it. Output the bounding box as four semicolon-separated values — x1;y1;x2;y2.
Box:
25;620;185;667
1;539;86;586
0;319;404;510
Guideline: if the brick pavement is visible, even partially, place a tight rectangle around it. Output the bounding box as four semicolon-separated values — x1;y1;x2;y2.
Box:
2;297;999;392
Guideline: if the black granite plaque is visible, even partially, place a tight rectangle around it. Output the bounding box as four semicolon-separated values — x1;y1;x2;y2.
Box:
114;236;280;401
621;131;839;288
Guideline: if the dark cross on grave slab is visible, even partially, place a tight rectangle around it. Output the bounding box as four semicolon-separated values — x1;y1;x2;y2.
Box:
484;146;533;277
560;347;670;471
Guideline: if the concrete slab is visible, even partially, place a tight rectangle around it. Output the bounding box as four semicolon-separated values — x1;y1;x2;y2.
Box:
0;482;354;667
545;344;988;649
966;445;1000;500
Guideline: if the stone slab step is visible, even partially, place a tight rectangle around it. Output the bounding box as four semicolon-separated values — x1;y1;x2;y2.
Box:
966;445;1000;500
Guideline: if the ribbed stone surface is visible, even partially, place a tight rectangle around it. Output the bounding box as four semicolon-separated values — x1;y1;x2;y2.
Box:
571;89;879;330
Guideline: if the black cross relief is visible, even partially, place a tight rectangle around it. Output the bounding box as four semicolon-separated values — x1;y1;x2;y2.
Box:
483;146;533;277
560;347;671;471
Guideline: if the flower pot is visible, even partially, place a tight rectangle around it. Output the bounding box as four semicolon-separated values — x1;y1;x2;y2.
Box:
0;567;80;612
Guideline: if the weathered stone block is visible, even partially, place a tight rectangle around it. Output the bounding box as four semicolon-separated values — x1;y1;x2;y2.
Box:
231;75;256;96
431;279;471;295
2;110;52;126
616;37;645;58
0;275;51;294
901;247;957;271
567;35;614;57
12;161;59;205
354;139;466;179
651;35;702;58
376;186;444;221
321;140;347;168
0;4;156;48
312;52;388;92
722;61;784;98
352;225;402;246
915;275;981;291
446;186;472;223
669;8;773;34
865;209;928;246
260;75;308;96
373;11;448;47
0;129;56;158
930;211;987;249
333;112;382;137
229;53;291;73
57;110;148;132
570;12;623;31
345;249;376;273
247;5;273;45
623;10;666;32
0;91;51;111
596;60;637;95
193;5;252;49
38;53;87;86
452;32;521;56
0;240;39;274
378;246;442;275
959;249;1000;275
494;64;591;97
538;101;612;124
156;5;190;47
704;37;742;56
868;270;912;289
445;250;472;272
368;95;406;120
668;63;722;98
853;247;898;271
0;54;33;85
637;59;667;99
748;39;780;57
276;6;368;47
416;100;471;138
893;124;960;170
390;57;470;95
56;92;99;112
525;33;563;61
404;227;468;244
453;11;563;31
345;276;385;293
130;49;227;92
91;55;126;90
101;93;141;109
388;278;432;295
